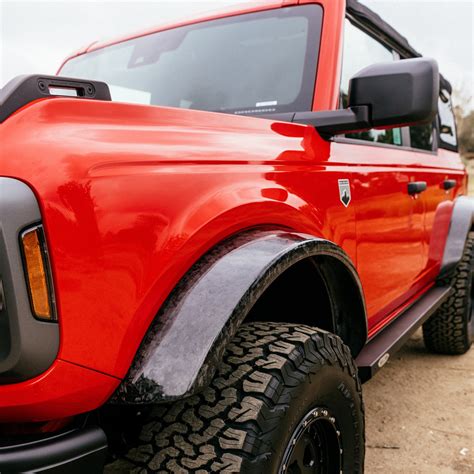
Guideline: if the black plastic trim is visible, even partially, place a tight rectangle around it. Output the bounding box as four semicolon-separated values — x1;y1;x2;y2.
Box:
440;196;474;278
260;59;438;140
356;285;451;382
293;106;370;139
349;58;439;129
407;181;427;195
346;1;456;154
442;179;457;191
0;75;111;123
259;108;374;141
0;426;107;473
439;141;459;153
111;229;367;404
0;178;59;383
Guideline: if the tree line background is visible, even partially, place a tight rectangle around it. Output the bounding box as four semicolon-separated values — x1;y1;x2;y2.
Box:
455;91;474;195
455;92;474;161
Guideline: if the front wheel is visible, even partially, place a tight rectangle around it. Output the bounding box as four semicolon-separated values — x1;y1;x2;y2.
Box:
106;322;365;473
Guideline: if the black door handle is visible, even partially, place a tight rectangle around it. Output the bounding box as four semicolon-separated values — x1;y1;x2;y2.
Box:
407;181;427;195
442;179;457;190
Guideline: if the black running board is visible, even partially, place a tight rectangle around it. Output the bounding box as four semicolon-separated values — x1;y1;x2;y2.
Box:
356;286;451;382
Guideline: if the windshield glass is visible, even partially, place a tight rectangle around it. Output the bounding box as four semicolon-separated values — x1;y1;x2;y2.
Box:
61;5;322;116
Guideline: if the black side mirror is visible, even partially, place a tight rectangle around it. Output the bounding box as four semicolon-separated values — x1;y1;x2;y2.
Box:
349;57;439;127
291;58;439;139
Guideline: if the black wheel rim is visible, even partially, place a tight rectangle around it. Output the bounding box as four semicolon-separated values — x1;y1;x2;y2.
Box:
280;408;342;474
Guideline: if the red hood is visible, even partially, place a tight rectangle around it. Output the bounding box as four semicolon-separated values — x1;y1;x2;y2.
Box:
0;98;327;189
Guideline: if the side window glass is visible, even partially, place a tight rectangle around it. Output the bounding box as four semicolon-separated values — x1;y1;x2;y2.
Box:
409;122;434;151
340;19;402;146
438;90;457;148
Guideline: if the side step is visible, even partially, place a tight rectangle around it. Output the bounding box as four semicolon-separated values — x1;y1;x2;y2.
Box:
356;285;451;383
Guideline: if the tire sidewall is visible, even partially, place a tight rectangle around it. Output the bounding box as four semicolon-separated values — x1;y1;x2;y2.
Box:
266;365;364;474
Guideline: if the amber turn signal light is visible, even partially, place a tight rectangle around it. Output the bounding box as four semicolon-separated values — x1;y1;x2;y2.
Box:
21;226;55;321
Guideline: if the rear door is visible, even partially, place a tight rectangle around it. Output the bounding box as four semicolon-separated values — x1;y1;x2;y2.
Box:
407;89;466;277
333;18;428;334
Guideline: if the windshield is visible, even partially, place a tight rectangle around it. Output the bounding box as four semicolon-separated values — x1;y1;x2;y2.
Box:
61;5;322;116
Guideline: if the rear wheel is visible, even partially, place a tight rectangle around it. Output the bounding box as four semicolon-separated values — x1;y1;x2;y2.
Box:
423;232;474;355
105;322;365;473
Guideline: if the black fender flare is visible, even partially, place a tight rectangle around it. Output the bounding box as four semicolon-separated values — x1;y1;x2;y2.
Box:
440;196;474;278
111;229;367;404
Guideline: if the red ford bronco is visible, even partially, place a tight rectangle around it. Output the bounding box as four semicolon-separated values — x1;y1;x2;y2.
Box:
0;0;472;472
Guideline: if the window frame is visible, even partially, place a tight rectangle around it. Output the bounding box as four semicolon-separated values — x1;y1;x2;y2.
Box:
437;90;459;153
337;13;438;155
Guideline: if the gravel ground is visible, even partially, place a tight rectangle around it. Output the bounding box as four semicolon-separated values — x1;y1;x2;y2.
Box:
364;330;474;473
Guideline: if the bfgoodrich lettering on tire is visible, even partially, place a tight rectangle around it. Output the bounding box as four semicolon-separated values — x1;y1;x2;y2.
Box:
423;232;474;355
105;322;365;473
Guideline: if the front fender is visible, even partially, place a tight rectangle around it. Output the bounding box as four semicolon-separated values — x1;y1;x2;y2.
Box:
111;228;366;404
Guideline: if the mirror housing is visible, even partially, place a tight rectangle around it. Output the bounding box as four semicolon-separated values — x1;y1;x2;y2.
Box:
349;57;439;128
291;58;439;139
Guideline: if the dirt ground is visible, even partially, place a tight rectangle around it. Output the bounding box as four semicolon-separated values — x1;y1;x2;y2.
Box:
364;330;474;473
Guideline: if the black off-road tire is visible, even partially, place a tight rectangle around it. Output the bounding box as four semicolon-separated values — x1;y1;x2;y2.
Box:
105;322;364;473
423;232;474;355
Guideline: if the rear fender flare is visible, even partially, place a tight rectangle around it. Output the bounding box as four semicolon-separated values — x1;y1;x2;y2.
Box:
440;196;474;278
111;229;367;404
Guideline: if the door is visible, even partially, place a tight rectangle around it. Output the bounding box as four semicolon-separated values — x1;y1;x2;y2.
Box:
335;18;427;333
408;92;466;277
331;142;426;333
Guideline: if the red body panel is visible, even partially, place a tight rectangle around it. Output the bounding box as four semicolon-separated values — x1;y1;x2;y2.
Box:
0;98;339;378
0;360;118;423
0;0;467;421
330;142;464;333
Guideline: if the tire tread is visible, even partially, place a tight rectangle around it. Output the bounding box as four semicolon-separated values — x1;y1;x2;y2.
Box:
105;322;364;473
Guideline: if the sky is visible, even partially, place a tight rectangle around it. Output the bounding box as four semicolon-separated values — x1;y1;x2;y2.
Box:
0;0;472;112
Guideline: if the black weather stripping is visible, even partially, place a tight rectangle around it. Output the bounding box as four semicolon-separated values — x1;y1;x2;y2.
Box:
0;74;111;123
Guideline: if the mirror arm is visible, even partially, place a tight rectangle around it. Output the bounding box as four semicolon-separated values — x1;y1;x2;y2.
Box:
257;106;371;140
293;106;371;139
258;59;438;141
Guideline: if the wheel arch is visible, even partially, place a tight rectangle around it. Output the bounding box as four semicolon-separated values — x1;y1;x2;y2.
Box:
440;196;474;278
111;228;367;404
244;252;367;358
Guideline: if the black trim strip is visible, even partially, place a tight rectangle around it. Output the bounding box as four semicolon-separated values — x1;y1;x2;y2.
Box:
0;426;107;473
333;136;437;155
